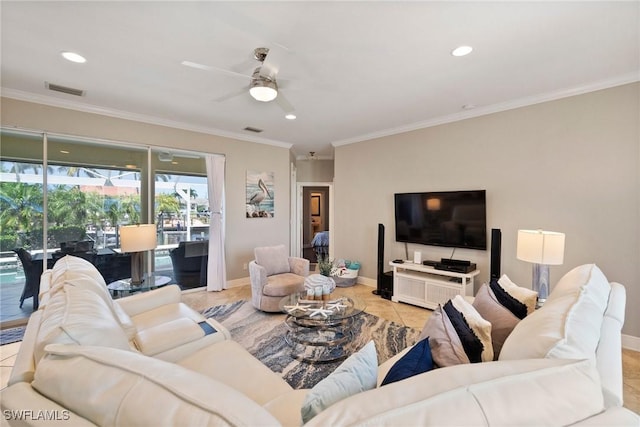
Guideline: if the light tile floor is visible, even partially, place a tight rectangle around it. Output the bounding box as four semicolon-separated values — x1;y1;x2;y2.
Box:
1;283;638;415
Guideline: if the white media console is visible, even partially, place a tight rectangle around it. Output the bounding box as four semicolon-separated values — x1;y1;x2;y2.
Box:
389;261;480;310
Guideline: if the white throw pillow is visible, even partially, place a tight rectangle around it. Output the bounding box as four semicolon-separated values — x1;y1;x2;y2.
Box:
301;340;378;423
451;295;493;362
498;274;538;315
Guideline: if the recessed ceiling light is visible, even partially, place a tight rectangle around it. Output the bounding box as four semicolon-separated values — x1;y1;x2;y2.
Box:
59;150;70;154
285;113;297;120
451;46;473;57
61;51;86;63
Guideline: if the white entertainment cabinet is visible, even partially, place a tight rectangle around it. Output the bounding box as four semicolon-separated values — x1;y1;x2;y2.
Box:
389;261;480;310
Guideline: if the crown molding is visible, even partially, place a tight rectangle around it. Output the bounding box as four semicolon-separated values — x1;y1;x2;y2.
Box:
331;73;640;147
0;88;293;150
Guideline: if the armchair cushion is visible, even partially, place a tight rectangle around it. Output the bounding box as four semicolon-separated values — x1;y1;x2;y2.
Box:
263;273;308;297
254;244;290;276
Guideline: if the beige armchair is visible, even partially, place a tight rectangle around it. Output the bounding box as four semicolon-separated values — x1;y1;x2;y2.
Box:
249;245;309;312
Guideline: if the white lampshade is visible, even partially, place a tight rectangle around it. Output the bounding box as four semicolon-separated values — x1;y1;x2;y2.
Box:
516;229;565;265
120;224;157;253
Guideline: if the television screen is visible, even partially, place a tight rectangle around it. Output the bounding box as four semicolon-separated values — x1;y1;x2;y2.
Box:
394;190;487;250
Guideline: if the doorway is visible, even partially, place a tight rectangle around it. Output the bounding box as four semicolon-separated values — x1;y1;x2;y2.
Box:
296;183;333;266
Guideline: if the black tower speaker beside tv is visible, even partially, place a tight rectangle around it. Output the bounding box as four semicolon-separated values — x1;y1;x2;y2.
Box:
490;228;502;280
375;223;393;300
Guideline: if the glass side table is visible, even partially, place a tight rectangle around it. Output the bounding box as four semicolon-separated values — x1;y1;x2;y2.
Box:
107;274;171;298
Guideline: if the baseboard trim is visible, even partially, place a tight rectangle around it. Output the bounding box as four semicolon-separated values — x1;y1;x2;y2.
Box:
622;334;640;352
226;277;250;288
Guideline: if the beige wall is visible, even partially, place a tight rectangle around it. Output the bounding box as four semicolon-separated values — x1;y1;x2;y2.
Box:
295;159;334;182
334;82;640;338
0;98;293;281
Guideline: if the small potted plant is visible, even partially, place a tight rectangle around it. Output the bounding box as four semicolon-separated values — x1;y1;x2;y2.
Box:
317;256;336;297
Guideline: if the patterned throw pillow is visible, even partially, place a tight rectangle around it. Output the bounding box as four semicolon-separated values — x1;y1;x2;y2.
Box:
472;276;537;359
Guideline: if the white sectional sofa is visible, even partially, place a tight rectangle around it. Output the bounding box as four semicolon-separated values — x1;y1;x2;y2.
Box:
1;256;638;426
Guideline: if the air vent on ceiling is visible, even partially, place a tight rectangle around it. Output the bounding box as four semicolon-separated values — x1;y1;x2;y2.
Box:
243;126;263;133
45;82;85;97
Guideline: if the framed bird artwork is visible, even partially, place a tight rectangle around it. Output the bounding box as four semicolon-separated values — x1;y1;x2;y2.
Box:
246;171;274;218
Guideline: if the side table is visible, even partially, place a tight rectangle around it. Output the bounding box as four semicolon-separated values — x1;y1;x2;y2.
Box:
107;274;171;298
279;293;366;364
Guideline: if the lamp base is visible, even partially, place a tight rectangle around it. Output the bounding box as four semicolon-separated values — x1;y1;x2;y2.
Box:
130;252;145;286
532;263;550;308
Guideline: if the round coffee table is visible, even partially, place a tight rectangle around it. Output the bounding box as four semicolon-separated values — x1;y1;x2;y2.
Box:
279;293;366;364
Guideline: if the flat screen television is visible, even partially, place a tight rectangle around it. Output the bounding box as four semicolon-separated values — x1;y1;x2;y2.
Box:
394;190;487;250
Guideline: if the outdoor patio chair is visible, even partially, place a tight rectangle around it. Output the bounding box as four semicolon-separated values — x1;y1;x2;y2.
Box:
13;248;43;310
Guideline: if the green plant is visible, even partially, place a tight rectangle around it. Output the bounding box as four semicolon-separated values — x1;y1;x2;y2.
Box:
317;256;334;277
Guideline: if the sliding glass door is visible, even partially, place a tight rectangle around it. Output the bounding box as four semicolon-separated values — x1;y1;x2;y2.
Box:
0;130;215;325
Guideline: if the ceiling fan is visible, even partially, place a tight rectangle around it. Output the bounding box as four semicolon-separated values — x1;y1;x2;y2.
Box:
182;47;295;117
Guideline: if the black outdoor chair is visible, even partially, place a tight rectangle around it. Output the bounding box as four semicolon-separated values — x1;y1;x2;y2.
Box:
13;248;44;310
169;241;208;289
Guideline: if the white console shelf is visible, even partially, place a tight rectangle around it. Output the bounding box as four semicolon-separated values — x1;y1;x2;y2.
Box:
389;261;480;310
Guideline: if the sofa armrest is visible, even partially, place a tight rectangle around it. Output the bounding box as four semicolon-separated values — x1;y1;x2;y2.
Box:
288;257;310;277
249;261;267;291
134;318;211;356
115;285;182;317
8;311;42;386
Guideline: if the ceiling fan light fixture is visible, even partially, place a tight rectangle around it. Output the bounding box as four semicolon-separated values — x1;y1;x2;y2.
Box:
249;80;278;102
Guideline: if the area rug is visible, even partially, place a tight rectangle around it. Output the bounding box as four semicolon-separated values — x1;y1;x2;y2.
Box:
202;300;420;389
0;326;26;345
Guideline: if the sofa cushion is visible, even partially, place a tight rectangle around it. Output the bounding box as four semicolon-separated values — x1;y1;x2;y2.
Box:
32;344;281;426
35;284;131;364
177;339;293;405
419;303;470;367
254;244;290;276
301;340;378;423
473;283;522;359
305;358;604;427
380;337;433;386
48;255;137;339
500;264;611;361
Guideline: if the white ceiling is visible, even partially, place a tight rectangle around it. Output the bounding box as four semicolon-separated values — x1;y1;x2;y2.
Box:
1;2;638;158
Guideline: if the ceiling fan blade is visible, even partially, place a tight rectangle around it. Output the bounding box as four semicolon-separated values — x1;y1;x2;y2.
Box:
182;60;251;79
275;91;294;114
214;86;248;102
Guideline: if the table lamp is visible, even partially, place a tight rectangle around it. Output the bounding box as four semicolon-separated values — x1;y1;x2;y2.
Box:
120;224;157;286
516;229;565;306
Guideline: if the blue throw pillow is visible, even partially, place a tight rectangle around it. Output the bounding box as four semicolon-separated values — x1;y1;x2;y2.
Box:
301;341;378;423
380;337;434;386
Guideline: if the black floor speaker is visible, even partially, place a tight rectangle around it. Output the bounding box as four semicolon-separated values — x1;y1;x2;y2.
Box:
374;223;393;300
490;228;502;280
